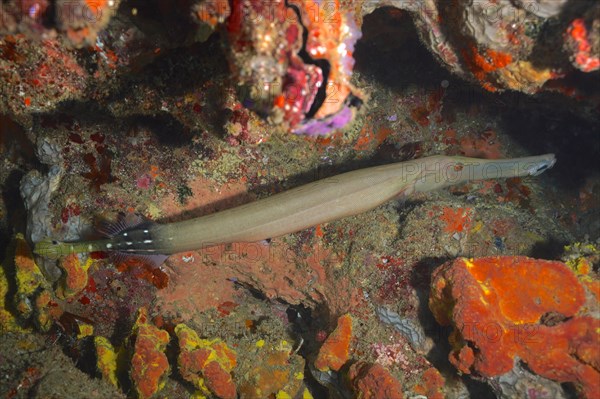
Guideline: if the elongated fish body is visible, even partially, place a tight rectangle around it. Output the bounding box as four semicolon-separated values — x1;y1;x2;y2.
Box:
34;154;555;259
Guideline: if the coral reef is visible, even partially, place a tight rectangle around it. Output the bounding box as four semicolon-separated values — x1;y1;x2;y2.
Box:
204;0;599;130
0;36;88;122
430;256;600;398
19;137;63;243
56;253;94;299
157;235;364;319
217;0;600;130
563;242;600;300
223;0;362;133
56;0;121;47
0;332;124;398
94;335;120;389
13;233;48;318
348;361;404;399
375;306;425;351
13;233;59;331
314;313;353;372
491;361;569;399
565;13;600;73
130;307;170;399
413;367;445;399
0;0;120;47
364;0;594;94
3;1;598;135
0;259;23;332
175;323;237;399
1;0;599;398
237;339;307;399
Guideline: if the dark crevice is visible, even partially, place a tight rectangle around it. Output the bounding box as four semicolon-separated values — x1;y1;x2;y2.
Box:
123;113;192;146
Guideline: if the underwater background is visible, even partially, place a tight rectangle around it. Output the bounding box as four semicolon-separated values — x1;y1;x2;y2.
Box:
1;1;599;398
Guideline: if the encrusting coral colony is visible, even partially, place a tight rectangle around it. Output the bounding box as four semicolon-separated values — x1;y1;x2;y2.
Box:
1;0;599;398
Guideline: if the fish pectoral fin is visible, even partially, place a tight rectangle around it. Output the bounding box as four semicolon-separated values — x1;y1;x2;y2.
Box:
97;212;156;238
109;251;169;269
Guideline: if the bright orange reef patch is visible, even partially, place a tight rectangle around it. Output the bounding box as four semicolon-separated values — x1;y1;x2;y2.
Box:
85;0;107;11
465;257;585;324
430;256;599;399
130;308;170;399
314;313;353;371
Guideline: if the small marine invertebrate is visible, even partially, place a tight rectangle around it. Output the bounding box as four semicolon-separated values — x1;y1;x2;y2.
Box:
175;323;237;399
348;361;404;399
34;154;556;261
314;313;353;372
429;256;600;398
130;307;170;399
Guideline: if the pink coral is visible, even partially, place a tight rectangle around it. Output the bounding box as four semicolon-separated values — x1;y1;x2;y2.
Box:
371;343;411;370
136;174;152;190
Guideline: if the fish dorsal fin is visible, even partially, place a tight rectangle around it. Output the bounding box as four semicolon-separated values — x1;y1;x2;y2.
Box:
97;213;153;238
